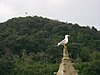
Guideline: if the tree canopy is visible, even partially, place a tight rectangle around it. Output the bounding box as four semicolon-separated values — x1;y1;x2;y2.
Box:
0;16;100;75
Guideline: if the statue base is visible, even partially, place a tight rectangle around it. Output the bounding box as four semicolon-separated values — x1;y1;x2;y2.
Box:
55;45;78;75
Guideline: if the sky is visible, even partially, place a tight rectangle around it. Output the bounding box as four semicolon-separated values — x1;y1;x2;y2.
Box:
0;0;100;30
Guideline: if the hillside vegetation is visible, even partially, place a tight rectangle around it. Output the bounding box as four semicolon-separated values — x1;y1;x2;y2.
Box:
0;16;100;75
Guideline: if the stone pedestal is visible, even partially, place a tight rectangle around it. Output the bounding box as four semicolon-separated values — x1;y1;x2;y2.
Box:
56;46;78;75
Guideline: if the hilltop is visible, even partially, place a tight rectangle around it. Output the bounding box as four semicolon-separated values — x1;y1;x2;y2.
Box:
0;16;100;75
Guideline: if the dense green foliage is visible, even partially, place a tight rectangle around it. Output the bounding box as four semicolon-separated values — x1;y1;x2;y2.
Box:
0;16;100;75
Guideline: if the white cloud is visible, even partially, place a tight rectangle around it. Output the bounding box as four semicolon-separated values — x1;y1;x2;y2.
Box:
0;0;100;30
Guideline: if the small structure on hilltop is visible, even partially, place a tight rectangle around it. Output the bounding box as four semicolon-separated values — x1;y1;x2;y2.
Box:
55;35;78;75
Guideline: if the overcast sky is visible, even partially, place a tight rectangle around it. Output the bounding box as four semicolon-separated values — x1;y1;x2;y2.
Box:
0;0;100;30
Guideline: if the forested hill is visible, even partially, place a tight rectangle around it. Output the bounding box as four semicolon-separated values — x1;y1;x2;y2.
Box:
0;16;100;75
